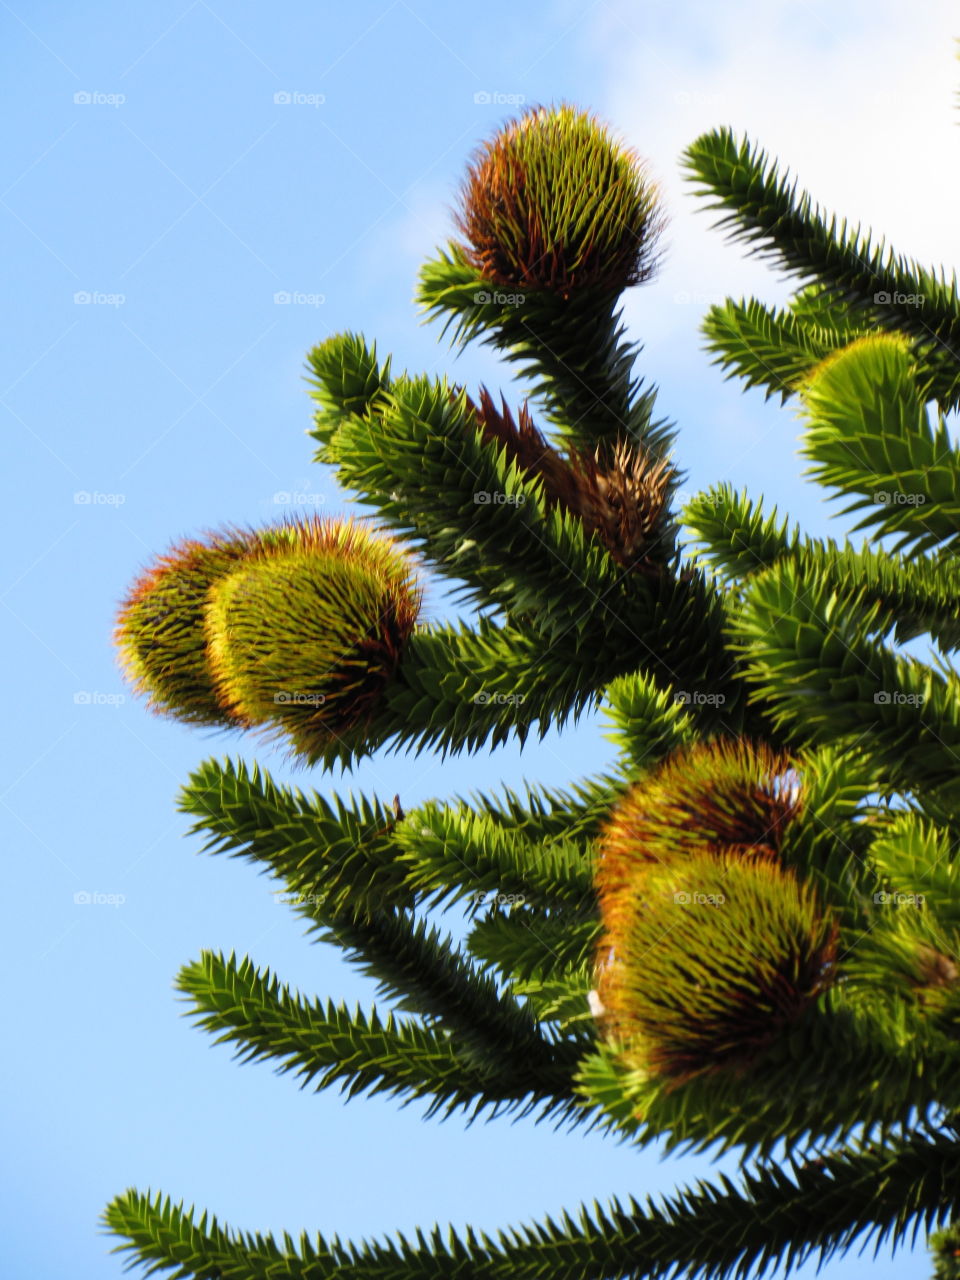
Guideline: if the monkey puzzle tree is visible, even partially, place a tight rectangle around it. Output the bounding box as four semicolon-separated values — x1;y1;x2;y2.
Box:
105;99;960;1279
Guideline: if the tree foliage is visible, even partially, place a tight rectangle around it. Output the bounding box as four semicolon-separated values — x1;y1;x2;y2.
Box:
105;94;960;1280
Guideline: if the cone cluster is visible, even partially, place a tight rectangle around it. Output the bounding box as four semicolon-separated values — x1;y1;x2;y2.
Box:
456;104;665;298
115;517;420;757
595;739;837;1083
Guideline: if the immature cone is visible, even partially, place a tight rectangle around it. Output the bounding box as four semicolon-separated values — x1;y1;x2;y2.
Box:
456;103;665;297
598;853;838;1083
205;519;420;758
115;529;263;726
597;738;801;936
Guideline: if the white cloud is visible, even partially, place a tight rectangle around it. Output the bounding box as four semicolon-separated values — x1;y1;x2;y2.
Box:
588;0;960;347
572;1;960;515
350;179;453;294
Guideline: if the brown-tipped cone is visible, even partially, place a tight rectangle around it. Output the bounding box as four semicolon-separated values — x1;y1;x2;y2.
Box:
456;103;665;298
205;519;420;758
115;529;263;726
598;853;838;1084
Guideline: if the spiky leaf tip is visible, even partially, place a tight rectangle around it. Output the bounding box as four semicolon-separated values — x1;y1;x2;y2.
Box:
455;102;666;298
797;331;920;436
598;852;838;1084
205;518;421;758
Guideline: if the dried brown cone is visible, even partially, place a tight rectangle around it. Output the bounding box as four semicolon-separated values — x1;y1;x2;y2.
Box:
564;438;674;569
466;387;674;570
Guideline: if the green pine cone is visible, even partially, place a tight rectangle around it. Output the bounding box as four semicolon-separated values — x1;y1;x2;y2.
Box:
205;519;420;757
598;852;838;1083
596;738;801;937
115;529;260;726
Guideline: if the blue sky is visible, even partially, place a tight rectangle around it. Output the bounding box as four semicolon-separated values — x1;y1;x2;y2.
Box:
4;3;959;1278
